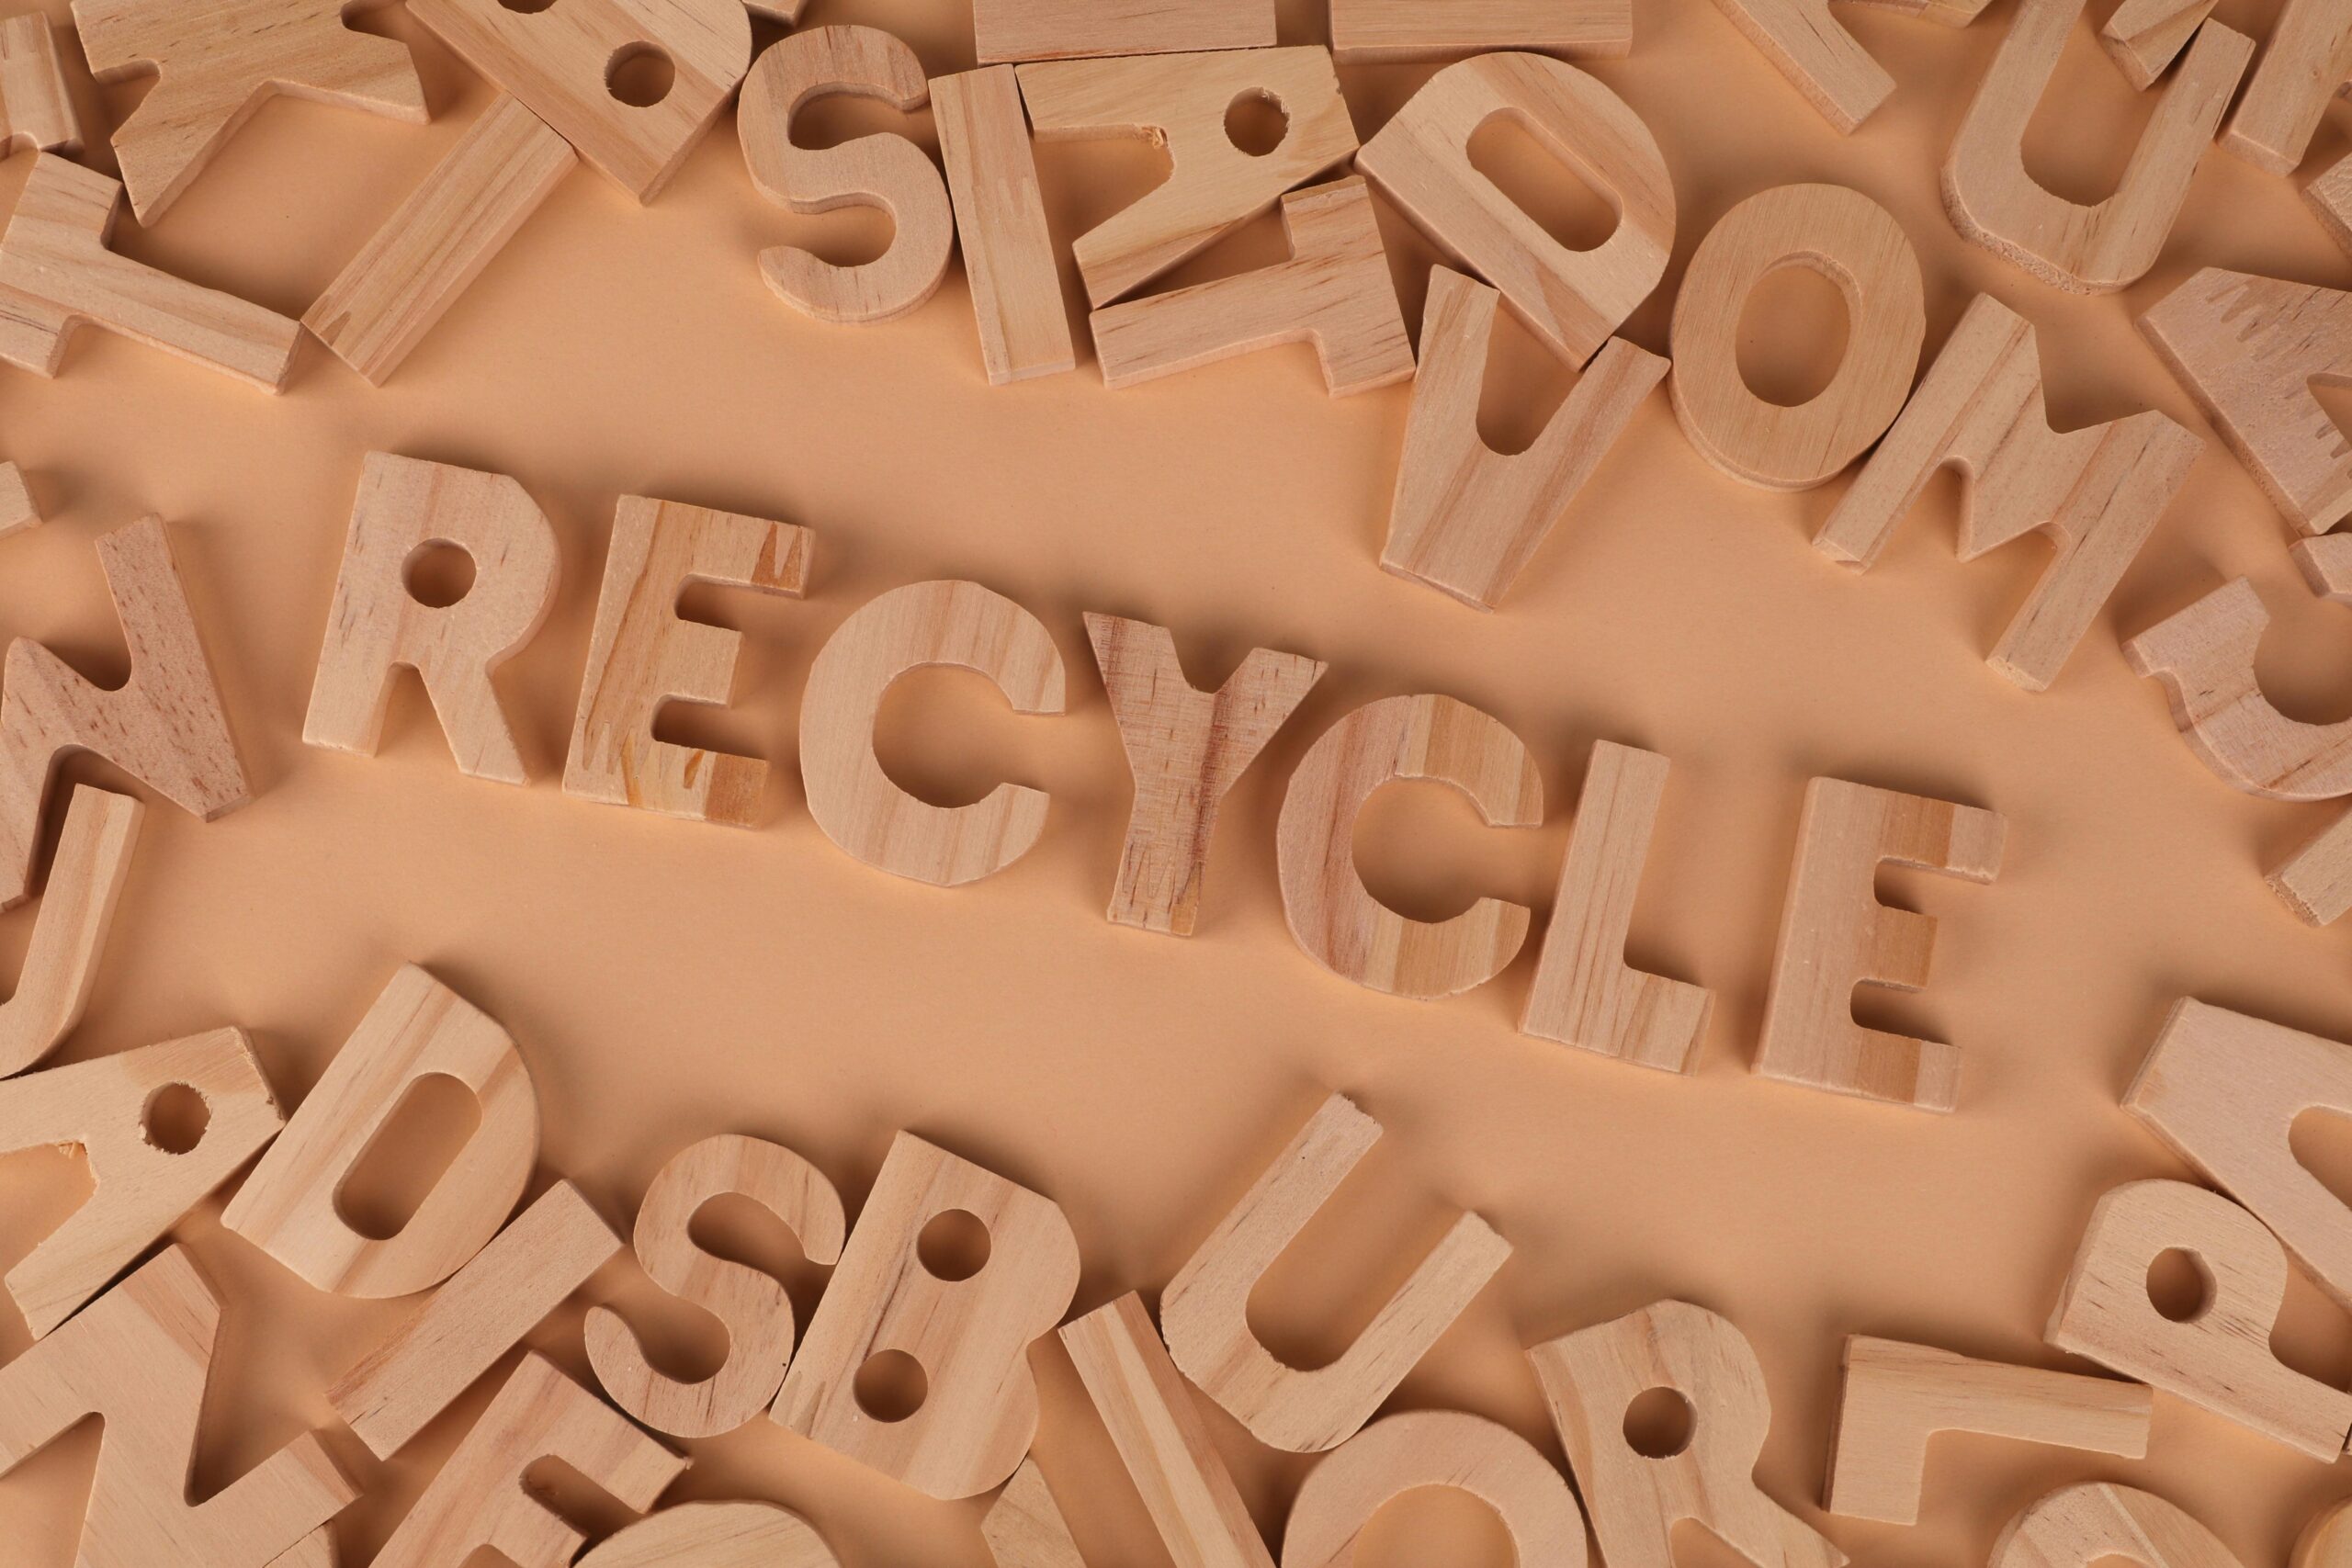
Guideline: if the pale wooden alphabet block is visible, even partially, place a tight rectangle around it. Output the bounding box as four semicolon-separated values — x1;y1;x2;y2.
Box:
1161;1094;1510;1452
772;1132;1079;1498
585;1133;845;1438
741;26;954;325
1824;1337;2151;1525
303;452;559;784
1521;741;1709;1072
223;962;540;1298
1711;0;1987;134
2101;0;2219;87
0;515;244;911
1819;294;2200;690
0;1246;355;1567
1357;53;1671;367
1332;0;1631;62
1530;1301;1847;1568
566;497;813;826
0;153;300;389
976;0;1274;62
0;15;78;154
305;93;577;385
0;460;35;539
0;1028;282;1337
372;1353;685;1568
1087;613;1324;935
1092;176;1414;396
800;580;1066;886
2276;806;2352;928
74;0;425;221
0;784;141;1077
1992;1483;2245;1568
1018;48;1359;307
987;1458;1089;1568
579;1501;844;1568
2047;1179;2352;1459
1385;270;1665;609
1283;1410;1589;1568
1755;779;2004;1111
330;1180;624;1458
1277;693;1544;998
933;66;1076;385
2309;153;2352;259
2222;0;2352;175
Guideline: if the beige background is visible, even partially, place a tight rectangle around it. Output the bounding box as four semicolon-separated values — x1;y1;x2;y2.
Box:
0;0;2348;1562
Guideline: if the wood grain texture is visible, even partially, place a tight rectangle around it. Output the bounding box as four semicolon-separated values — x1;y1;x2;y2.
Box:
565;496;813;825
1018;47;1359;308
2308;152;2352;257
1670;183;1922;491
1818;293;2200;691
0;152;300;389
1530;1301;1847;1568
0;459;32;539
1086;613;1324;936
986;1458;1089;1568
2138;267;2352;533
772;1131;1079;1498
0;784;141;1077
1159;1093;1510;1452
0;1246;355;1567
933;67;1076;385
1824;1337;2152;1525
584;1133;846;1438
222;962;539;1299
1276;693;1544;998
1091;176;1413;395
303;451;560;784
1709;0;1897;132
73;0;424;221
2100;0;2218;87
305;93;576;385
1991;1483;2245;1568
2273;802;2352;926
2045;1178;2352;1460
579;1501;843;1568
1282;1410;1588;1568
406;0;750;201
0;14;78;154
1754;778;2005;1112
0;514;244;912
1384;269;1665;608
1521;740;1709;1071
0;1028;281;1338
1331;0;1630;62
329;1180;623;1458
741;26;953;325
1356;52;1670;367
372;1352;685;1568
799;579;1066;886
1943;0;2248;293
1061;1292;1278;1568
975;0;1273;62
2222;0;2352;175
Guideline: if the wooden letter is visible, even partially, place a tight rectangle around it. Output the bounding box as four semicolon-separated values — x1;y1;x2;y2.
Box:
2101;0;2220;87
0;460;33;538
585;1133;846;1438
0;153;300;389
74;0;425;221
1530;1301;1846;1568
1161;1093;1511;1452
0;784;141;1077
578;1501;842;1568
1824;1337;2152;1525
1018;48;1359;307
2046;1178;2352;1460
406;0;749;201
565;497;813;825
1670;184;1923;491
1818;294;2200;690
0;15;78;154
740;26;953;325
2222;0;2352;175
1276;693;1544;999
0;1028;282;1337
305;94;577;385
1283;1411;1588;1568
1992;1484;2245;1568
1521;741;1709;1072
1943;0;2247;294
2300;1500;2352;1568
1711;0;1987;134
0;1247;354;1566
799;580;1066;886
303;452;560;784
1357;53;1671;367
1332;0;1630;62
372;1353;685;1568
772;1132;1080;1499
329;1180;624;1458
222;963;539;1298
1092;176;1414;395
0;515;243;911
987;1459;1089;1568
1062;1292;1277;1568
975;0;1273;62
1385;270;1665;608
1755;779;2004;1111
1087;613;1324;936
933;67;1076;385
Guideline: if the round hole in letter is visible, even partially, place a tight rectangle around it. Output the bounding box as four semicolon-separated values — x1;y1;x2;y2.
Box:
916;1208;991;1280
1735;261;1849;409
1623;1386;1694;1457
608;43;676;108
403;540;476;608
1226;90;1289;157
141;1083;210;1154
854;1349;928;1422
499;0;556;11
2146;1247;2213;1323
